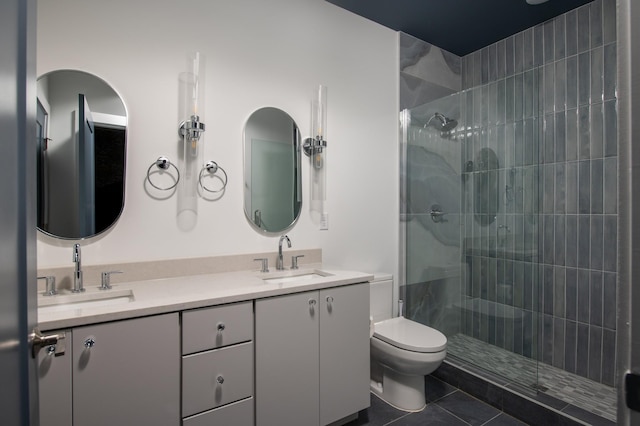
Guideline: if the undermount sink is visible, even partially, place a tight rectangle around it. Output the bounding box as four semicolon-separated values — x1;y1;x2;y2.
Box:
38;288;134;313
262;270;332;285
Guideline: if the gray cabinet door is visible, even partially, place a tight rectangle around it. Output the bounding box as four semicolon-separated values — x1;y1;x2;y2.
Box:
72;313;180;426
38;330;72;426
319;283;370;425
255;291;320;426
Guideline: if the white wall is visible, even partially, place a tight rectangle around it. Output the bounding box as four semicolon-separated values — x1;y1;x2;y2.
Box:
36;0;400;280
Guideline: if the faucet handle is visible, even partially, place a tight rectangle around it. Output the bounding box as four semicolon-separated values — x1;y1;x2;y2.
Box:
254;258;269;273
37;276;57;296
100;271;123;290
291;255;305;270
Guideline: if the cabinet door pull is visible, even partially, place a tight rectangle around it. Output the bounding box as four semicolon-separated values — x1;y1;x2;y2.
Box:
217;322;226;332
308;299;316;306
216;375;224;384
325;295;334;313
84;337;96;348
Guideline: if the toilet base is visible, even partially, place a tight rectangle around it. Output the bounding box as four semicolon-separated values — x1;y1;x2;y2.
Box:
370;367;426;412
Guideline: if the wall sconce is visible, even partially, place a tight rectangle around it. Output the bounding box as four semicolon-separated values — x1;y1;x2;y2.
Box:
177;52;205;228
147;53;227;214
303;85;328;226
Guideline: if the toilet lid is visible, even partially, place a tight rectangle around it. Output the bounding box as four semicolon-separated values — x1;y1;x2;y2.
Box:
373;317;447;353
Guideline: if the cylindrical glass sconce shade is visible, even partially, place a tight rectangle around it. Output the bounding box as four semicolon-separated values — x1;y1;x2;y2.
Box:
311;85;327;140
178;52;205;229
310;85;327;218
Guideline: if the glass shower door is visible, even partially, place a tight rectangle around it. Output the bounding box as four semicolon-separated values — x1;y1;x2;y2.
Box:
401;95;463;341
401;84;542;391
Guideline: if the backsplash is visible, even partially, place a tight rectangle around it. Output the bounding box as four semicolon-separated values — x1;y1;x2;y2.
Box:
37;249;321;292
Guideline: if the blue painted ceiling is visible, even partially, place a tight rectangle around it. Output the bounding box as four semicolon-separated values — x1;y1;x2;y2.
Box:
326;0;594;56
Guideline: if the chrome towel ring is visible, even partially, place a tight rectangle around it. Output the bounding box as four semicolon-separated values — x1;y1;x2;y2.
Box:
146;156;180;191
198;160;228;193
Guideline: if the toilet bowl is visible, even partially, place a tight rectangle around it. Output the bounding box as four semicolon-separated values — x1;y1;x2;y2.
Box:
369;274;447;412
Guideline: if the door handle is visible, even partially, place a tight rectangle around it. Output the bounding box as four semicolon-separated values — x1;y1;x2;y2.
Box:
30;327;65;359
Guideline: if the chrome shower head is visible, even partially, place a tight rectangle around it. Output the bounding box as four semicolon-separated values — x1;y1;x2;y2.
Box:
426;112;458;132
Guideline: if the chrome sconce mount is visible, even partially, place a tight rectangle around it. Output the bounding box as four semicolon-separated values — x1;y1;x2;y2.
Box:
303;136;327;170
178;114;205;143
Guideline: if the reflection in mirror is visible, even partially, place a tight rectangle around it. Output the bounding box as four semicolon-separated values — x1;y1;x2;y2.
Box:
474;147;499;226
243;107;302;234
36;70;127;239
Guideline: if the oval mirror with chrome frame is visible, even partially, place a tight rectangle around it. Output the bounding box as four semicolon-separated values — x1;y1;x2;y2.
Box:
36;70;127;240
243;107;302;234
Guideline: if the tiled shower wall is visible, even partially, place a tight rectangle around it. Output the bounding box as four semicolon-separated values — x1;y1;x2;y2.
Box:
460;0;617;386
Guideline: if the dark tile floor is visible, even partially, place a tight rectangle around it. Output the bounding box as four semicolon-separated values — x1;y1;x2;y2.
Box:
347;376;528;426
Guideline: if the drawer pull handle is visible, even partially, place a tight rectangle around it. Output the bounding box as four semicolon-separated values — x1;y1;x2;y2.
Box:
326;296;334;304
309;299;316;306
217;375;224;384
84;337;96;349
217;323;226;332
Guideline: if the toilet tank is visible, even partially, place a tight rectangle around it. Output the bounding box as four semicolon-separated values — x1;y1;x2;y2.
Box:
370;273;393;323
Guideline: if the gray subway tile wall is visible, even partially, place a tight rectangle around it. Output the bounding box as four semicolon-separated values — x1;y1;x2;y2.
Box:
460;0;617;387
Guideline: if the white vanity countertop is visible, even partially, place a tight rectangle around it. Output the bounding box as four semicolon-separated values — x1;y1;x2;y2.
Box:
38;265;373;330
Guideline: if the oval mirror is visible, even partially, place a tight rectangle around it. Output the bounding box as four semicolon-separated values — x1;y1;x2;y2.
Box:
36;70;127;239
243;107;302;234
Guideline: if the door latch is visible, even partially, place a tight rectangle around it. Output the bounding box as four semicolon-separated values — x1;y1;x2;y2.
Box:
30;327;65;359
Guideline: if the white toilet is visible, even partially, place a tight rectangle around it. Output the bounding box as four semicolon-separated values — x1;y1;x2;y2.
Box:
369;273;447;412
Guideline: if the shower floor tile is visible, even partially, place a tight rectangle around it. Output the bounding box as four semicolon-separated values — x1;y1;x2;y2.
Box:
447;334;617;423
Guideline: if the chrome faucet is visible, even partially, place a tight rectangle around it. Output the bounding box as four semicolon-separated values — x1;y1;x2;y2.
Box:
277;235;291;270
72;244;84;293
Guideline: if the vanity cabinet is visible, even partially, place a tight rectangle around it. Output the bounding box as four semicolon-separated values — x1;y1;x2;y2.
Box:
38;329;72;426
255;283;370;426
181;301;254;425
72;313;180;426
38;273;370;426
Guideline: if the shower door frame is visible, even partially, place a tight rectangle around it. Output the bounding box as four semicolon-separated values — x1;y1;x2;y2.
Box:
617;0;639;423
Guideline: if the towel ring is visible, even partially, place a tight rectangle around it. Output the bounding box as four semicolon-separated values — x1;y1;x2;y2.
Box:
147;156;180;191
199;161;228;193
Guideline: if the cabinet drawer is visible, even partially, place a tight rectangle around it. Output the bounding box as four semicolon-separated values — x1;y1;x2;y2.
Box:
182;341;254;417
182;301;253;354
183;397;254;426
